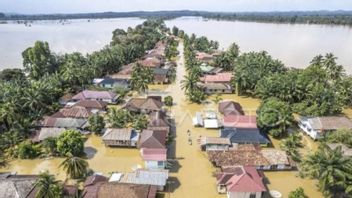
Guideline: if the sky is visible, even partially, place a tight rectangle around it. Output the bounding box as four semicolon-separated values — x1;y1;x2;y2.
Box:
1;0;352;14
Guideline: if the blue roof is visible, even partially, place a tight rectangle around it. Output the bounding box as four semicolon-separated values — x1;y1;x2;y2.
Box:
220;128;270;144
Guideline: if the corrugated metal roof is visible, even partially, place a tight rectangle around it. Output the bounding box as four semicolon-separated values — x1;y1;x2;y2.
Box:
220;128;270;145
120;169;168;186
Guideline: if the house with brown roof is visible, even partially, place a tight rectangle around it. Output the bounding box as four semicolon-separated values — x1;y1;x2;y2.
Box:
201;72;233;84
219;101;245;116
72;100;107;112
138;57;162;68
200;137;231;151
97;183;157;198
109;63;134;80
196;52;214;63
207;144;293;171
51;106;92;119
298;116;352;139
138;130;166;149
123;96;163;113
82;174;109;198
147;111;170;134
72;90;119;104
33;127;66;142
216;166;266;198
141;148;167;170
102;128;140;147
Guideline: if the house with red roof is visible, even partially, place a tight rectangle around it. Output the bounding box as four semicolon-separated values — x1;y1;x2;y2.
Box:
140;148;167;169
216;166;266;198
223;115;257;129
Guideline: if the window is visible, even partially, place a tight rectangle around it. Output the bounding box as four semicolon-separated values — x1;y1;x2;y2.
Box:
157;161;164;167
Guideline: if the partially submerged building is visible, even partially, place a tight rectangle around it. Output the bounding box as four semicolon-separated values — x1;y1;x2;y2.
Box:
72;90;119;104
102;128;139;147
298;116;352;139
140;148;167;170
200;137;231;151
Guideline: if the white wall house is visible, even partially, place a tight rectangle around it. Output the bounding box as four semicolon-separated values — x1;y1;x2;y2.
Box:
141;148;167;170
298;116;352;140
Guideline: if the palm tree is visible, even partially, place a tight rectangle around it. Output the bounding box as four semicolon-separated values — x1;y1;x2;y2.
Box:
35;171;62;198
301;145;352;196
60;155;89;179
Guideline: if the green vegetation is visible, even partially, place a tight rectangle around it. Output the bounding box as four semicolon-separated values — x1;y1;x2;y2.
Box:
0;19;166;158
41;137;58;157
280;133;303;162
257;97;294;138
165;37;179;61
108;109;132;128
35;171;63;198
254;53;346;116
300;145;352;197
323;129;352;148
164;96;173;107
234;51;286;95
132;114;149;131
214;43;239;71
16;141;41;159
60;155;89;179
88;114;106;134
288;187;308;198
130;63;153;93
56;130;84;157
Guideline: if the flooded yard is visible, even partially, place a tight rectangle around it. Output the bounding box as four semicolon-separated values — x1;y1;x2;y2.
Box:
0;41;324;197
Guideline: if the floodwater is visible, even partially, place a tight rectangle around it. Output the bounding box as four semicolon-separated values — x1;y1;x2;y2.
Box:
165;17;352;74
0;40;324;197
1;17;352;74
0;18;144;69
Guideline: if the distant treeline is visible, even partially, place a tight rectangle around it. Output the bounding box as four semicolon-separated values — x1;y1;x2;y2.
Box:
2;10;352;25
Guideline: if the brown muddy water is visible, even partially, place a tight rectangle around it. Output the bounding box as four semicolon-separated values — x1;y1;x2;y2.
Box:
0;42;324;197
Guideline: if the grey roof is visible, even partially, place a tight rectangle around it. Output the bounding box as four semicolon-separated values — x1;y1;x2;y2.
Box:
42;117;88;128
307;116;352;131
200;83;232;90
120;169;168;187
153;68;169;75
220;128;270;145
327;143;352;157
102;128;138;141
38;127;66;141
0;175;38;198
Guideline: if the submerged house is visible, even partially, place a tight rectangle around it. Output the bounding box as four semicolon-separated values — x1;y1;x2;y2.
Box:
201;72;233;84
207;144;293;170
196;52;214;63
97;183;157;198
82;174;109;198
200;137;231;151
220;128;270;145
40;117;88;131
138;57;162;68
33;127;66;142
96;78;130;90
152;68;169;84
222;115;257;129
138;129;166;149
298;116;352;139
0;173;38;198
216;166;266;198
219;101;244;116
123;96;163;113
148;111;170;134
140;148;167;170
51;106;92;119
102;128;139;147
72;100;107;112
198;83;233;94
72;90;119;104
119;169;169;191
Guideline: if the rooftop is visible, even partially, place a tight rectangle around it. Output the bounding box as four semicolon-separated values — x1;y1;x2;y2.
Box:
220;128;270;145
102;128;138;141
141;148;167;161
97;183;157;198
223;115;257;129
200;137;231;145
218;101;244;116
72;90;117;100
306;116;352;131
120;169;169;187
201;72;233;83
138;130;166;149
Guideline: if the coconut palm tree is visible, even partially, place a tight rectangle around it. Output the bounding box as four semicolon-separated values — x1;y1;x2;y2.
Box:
301;145;352;196
60;154;89;179
35;171;62;198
